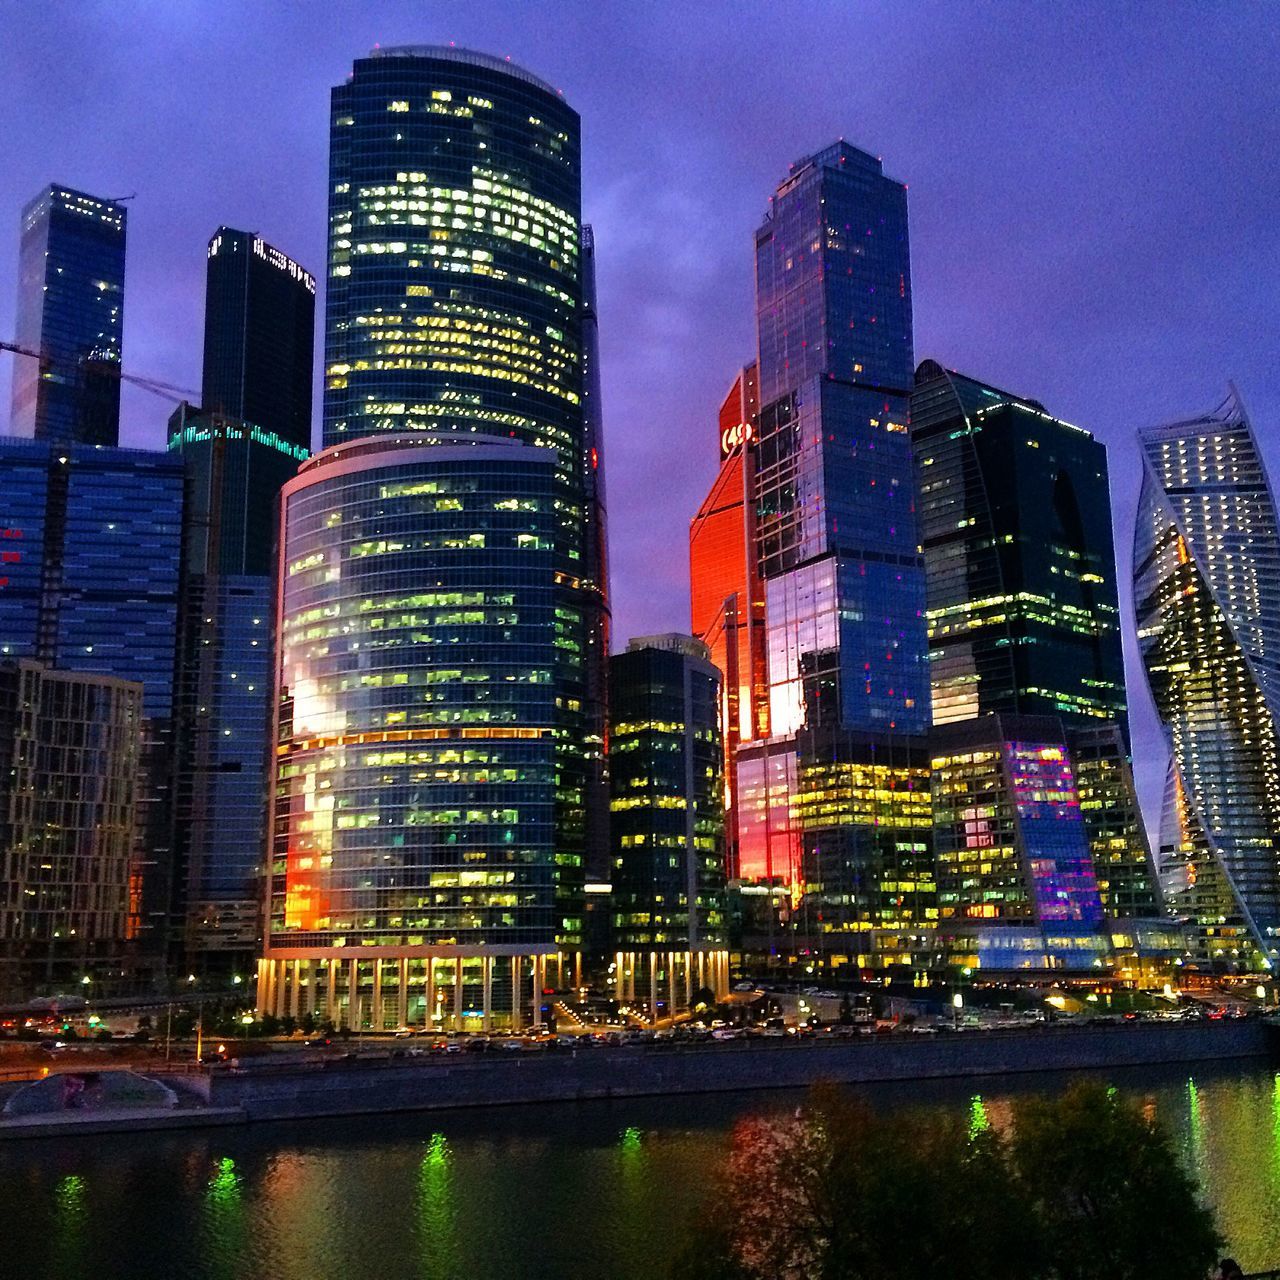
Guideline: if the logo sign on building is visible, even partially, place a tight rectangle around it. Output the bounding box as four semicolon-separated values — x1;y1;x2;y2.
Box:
720;421;753;458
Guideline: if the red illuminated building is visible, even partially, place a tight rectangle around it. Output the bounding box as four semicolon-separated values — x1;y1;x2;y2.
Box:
690;363;797;883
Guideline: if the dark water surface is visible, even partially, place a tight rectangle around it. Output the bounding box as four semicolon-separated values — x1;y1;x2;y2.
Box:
3;1059;1278;1279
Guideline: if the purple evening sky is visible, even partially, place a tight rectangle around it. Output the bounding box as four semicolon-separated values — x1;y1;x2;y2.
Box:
2;0;1279;830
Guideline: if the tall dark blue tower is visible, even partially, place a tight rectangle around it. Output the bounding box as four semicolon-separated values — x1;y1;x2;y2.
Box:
9;186;127;446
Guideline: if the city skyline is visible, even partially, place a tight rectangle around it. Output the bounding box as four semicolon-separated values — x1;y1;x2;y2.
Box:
3;4;1280;830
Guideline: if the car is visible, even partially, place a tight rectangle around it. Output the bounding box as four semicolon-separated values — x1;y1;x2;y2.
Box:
710;1027;741;1041
305;1036;333;1047
732;982;757;993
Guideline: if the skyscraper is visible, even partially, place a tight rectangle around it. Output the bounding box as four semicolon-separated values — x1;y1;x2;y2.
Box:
609;634;729;1013
754;143;925;741
1135;387;1280;970
0;442;184;714
168;229;316;974
323;47;583;450
690;363;767;875
320;46;601;958
10;185;127;446
0;662;142;998
0;440;185;958
740;142;932;969
167;407;310;972
202;227;316;452
910;361;1163;952
258;434;563;1029
930;714;1111;973
910;361;1126;730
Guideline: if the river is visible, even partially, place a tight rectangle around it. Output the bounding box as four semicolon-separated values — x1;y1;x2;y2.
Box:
2;1059;1277;1278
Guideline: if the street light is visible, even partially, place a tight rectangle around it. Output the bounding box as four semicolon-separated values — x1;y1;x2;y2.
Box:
952;992;963;1029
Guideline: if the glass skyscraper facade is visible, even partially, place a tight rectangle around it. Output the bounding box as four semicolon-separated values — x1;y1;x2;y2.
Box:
731;141;930;968
320;47;602;959
1135;388;1280;970
689;363;768;877
202;227;316;453
258;435;566;1030
168;408;310;970
790;725;934;969
931;714;1110;972
910;361;1163;956
168;228;316;973
169;406;311;578
754;143;925;742
0;440;184;958
0;661;142;998
10;185;127;446
0;441;185;714
910;360;1126;730
608;634;728;1014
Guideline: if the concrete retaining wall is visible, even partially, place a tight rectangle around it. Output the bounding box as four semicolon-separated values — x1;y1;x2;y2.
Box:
211;1021;1272;1122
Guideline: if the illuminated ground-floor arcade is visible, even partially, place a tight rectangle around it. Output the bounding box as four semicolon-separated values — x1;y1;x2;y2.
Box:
256;946;578;1032
609;948;731;1021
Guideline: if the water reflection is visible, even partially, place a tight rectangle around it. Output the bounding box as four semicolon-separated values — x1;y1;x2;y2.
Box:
968;1094;989;1138
202;1155;245;1280
417;1133;457;1280
51;1173;87;1276
2;1062;1279;1278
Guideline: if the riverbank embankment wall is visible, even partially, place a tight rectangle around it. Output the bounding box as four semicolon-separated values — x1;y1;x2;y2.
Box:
210;1021;1272;1123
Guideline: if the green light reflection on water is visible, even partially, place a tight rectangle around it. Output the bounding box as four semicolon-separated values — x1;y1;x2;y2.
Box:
417;1132;457;1280
203;1155;246;1280
55;1173;86;1216
1185;1077;1209;1190
208;1156;241;1205
52;1174;88;1274
968;1095;989;1139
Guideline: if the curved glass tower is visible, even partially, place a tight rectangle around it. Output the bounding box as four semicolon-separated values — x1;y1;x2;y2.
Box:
322;46;601;950
1135;387;1280;970
324;47;582;449
259;435;563;1029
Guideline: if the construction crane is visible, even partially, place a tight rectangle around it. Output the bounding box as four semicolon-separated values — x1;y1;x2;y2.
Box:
0;339;198;405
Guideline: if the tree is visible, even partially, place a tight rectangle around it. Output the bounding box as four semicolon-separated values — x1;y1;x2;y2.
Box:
1010;1081;1221;1280
670;1081;1222;1280
671;1086;1039;1280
